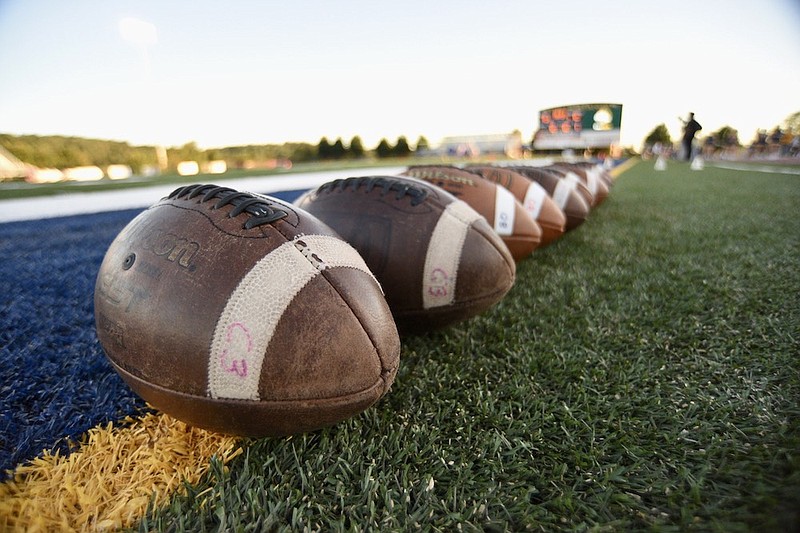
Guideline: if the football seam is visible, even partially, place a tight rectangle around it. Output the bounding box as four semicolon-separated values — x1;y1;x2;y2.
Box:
320;267;397;390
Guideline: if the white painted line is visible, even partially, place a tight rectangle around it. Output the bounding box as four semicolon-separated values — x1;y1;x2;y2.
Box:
0;167;406;223
710;162;800;175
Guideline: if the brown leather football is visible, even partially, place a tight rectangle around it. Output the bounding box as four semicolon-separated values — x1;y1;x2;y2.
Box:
547;164;609;206
573;161;615;188
401;165;542;262
295;176;515;334
94;184;400;436
466;166;567;247
505;166;591;231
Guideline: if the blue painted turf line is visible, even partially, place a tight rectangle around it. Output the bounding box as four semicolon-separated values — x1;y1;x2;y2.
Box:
0;188;307;477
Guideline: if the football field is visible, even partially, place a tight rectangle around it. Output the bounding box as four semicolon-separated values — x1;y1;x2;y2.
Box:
1;159;799;531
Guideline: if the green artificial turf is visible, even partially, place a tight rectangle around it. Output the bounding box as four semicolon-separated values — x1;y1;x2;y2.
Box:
139;160;800;532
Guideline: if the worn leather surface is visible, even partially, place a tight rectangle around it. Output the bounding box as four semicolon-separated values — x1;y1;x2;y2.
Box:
296;176;515;334
95;187;400;436
401;166;542;262
541;167;594;207
551;164;610;206
574;161;615;188
466;166;567;246
505;167;590;231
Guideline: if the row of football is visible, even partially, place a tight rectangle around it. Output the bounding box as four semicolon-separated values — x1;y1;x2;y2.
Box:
294;161;612;333
93;161;612;436
403;162;611;258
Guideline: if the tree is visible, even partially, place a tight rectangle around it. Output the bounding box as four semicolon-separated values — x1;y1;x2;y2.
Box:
128;146;158;173
168;141;204;168
643;124;671;146
415;135;429;153
289;143;316;162
393;136;411;157
349;136;365;158
784;110;800;132
711;125;740;147
331;138;346;160
317;137;332;160
375;138;393;158
0;133;319;172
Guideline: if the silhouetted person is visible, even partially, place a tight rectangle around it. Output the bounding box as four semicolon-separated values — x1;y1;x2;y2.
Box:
680;112;702;161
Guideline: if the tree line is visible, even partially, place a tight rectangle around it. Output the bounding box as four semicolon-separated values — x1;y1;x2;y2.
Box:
0;134;158;171
643;123;742;149
0;133;431;173
642;111;800;150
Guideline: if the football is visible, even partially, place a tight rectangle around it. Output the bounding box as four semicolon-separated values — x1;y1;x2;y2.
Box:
466;165;566;246
295;175;516;334
547;163;609;206
94;184;400;437
505;166;591;231
401;165;542;262
575;161;615;189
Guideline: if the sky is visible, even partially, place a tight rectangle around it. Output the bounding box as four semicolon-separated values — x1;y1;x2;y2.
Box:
1;0;799;151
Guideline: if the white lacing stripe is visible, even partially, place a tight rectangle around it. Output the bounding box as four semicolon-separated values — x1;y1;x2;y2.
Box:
422;201;482;309
522;182;547;220
493;186;517;237
552;179;575;210
207;235;374;400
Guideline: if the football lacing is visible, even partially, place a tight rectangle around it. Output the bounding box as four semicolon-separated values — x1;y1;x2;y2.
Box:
168;184;288;229
317;177;428;206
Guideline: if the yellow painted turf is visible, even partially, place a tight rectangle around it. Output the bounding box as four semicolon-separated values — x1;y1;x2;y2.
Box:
608;157;639;178
0;412;241;532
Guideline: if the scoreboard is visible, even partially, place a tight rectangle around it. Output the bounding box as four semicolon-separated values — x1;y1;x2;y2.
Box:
533;103;622;150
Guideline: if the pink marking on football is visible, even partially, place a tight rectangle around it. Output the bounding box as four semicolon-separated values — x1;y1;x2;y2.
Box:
428;267;450;297
220;321;252;378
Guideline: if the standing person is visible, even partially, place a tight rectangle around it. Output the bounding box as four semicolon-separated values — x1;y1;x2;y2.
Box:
680;112;702;161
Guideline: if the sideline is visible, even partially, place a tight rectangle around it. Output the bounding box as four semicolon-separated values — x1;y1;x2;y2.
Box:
609;157;639;179
709;161;800;175
0;166;406;223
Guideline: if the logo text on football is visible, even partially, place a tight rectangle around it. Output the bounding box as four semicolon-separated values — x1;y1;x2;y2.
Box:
141;229;200;270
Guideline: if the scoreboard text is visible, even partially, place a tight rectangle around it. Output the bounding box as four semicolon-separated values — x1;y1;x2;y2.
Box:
534;103;622;150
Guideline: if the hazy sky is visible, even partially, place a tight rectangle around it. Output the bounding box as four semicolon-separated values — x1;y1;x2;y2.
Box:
1;0;799;150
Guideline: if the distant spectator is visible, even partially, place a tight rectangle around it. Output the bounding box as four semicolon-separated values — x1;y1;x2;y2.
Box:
769;126;783;145
779;128;793;158
751;130;768;157
720;130;737;159
679;112;702;161
702;136;716;159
